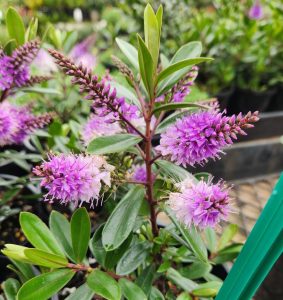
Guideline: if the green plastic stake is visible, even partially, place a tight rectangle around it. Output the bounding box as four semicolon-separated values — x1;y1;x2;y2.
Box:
216;173;283;300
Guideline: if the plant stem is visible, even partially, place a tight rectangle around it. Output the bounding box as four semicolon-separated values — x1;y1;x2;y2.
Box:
0;89;9;102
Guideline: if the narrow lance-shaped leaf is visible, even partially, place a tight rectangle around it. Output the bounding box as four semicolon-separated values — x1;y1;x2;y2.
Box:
102;185;145;251
5;7;25;45
3;278;20;300
71;207;91;263
88;134;142;155
152;101;209;114
87;270;121;300
16;269;75;300
116;38;139;70
119;278;147;300
20;212;65;257
65;283;94;300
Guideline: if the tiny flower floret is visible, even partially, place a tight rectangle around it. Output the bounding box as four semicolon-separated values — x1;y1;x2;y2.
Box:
33;154;114;207
157;110;259;167
168;178;230;228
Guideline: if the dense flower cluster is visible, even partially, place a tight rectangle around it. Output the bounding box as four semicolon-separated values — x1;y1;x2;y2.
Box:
33;154;114;206
168;178;230;228
0;102;53;146
157;110;259;167
131;164;155;183
0;40;40;91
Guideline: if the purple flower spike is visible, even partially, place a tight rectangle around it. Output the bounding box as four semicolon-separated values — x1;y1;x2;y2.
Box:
168;178;230;228
249;1;263;20
156;110;259;167
33;154;114;207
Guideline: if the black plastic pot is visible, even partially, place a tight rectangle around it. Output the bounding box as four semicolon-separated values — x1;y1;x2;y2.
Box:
266;85;283;112
216;87;235;111
227;88;276;114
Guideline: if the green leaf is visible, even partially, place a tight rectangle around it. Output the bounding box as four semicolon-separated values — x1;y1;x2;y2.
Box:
21;87;62;96
87;270;121;300
180;262;212;279
155;110;191;134
90;224;132;269
165;207;208;262
157;260;171;273
16;269;74;300
71;208;91;263
136;265;155;296
0;188;21;205
204;228;217;253
102;186;145;251
25;17;38;41
24;249;68;268
157;57;212;84
5;7;25;45
167;268;198;292
20;212;64;256
119;278;147;300
155;160;193;182
2;245;36;264
116;38;139;70
152;102;209;115
218;224;238;251
157;41;203;96
116;242;150;275
212;244;243;264
49;211;76;262
137;34;155;99
4;39;17;55
87;134;142;155
149;287;165;300
144;4;160;69
10;260;34;282
3;278;20;300
156;5;163;36
65;283;94;300
192;281;222;297
176;292;192;300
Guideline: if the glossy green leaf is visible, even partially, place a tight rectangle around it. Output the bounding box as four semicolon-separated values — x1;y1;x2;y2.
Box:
3;39;17;55
155;160;194;182
10;260;34;282
165;207;208;262
24;249;68;268
65;283;94;300
20;212;64;256
149;287;164;300
25;17;38;41
88;134;142;155
71;208;91;263
136;265;155;296
137;34;155;99
116;242;150;275
180;261;212;279
17;269;74;300
204;227;217;253
155;110;191;134
157;260;171;273
116;38;139;70
50;211;76;262
87;270;121;300
2;245;34;264
119;278;147;300
152;102;209;114
102;186;145;251
144;4;160;69
3;278;20;300
90;224;132;269
218;224;238;250
5;7;25;45
176;292;192;300
157;41;203;96
192;281;222;297
167;268;198;292
157;57;212;84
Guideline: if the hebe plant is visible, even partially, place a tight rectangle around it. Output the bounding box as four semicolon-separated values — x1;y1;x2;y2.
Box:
2;4;259;299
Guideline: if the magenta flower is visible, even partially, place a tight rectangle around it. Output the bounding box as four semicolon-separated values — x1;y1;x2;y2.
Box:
249;1;263;20
0;102;53;146
82;113;122;144
156;110;259;167
168;178;230;228
33;154;114;207
0;54;14;90
131;164;155;183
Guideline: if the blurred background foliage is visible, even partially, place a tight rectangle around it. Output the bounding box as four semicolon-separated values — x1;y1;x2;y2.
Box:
0;0;282;102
